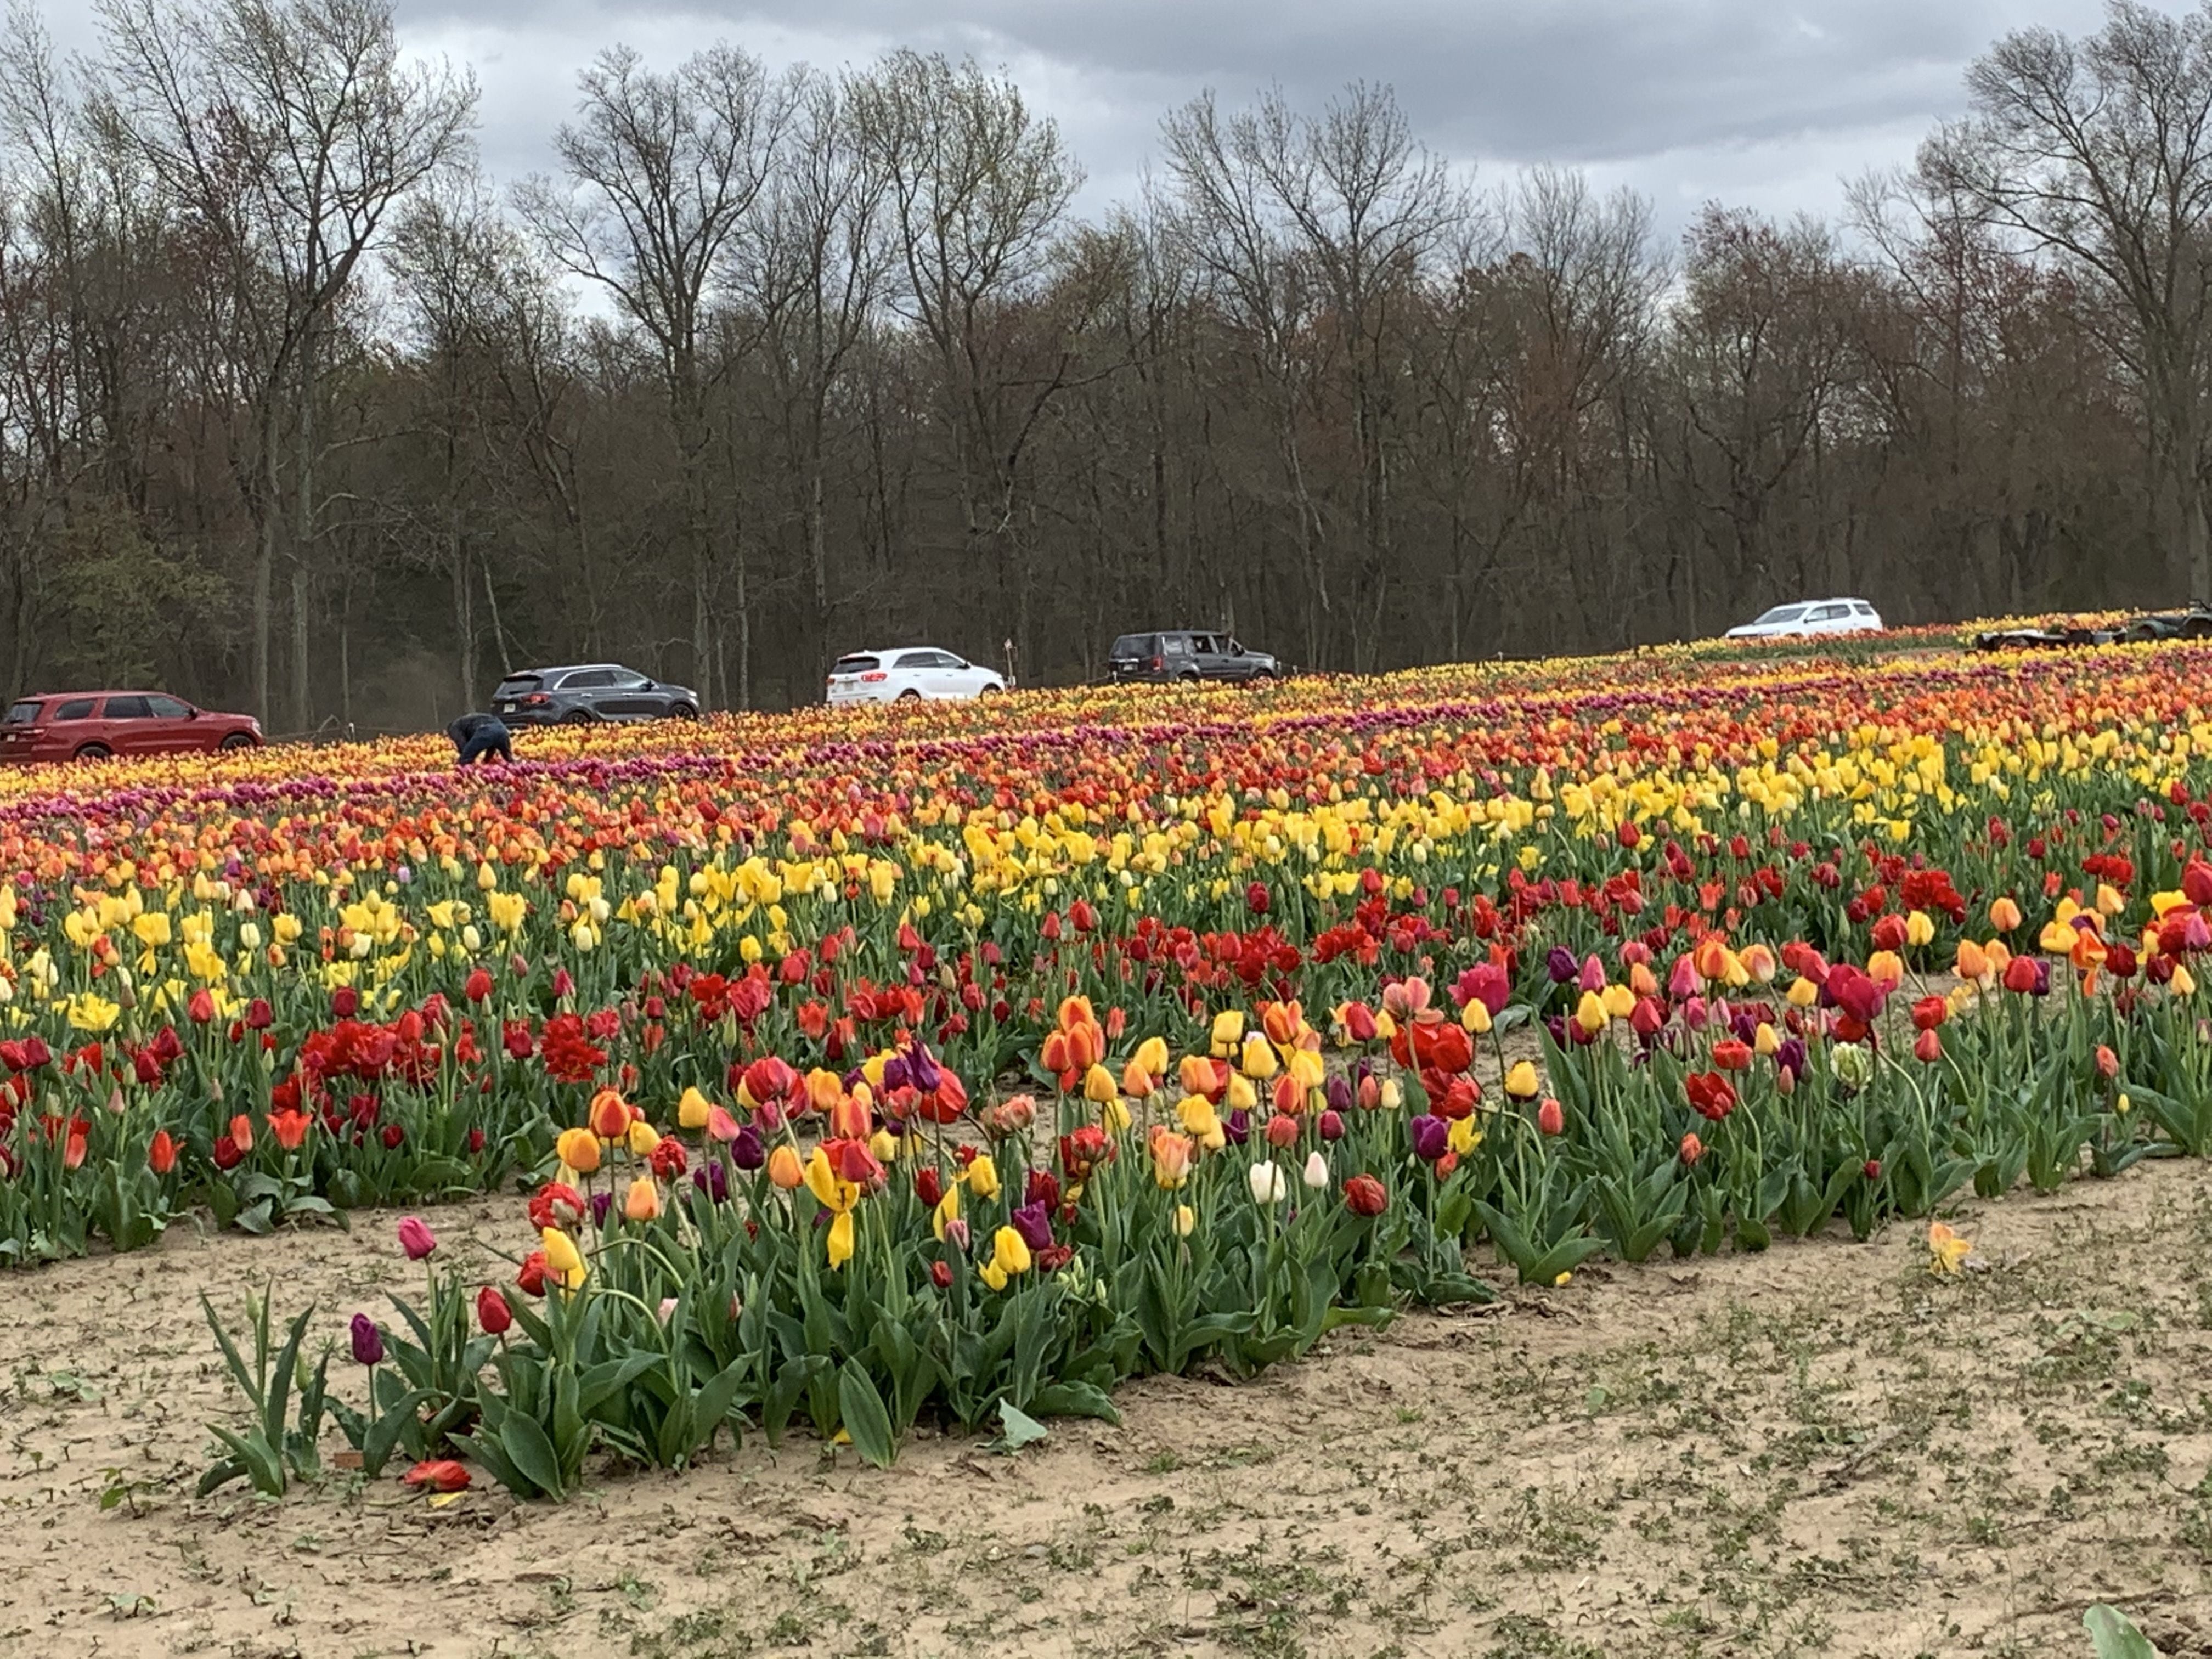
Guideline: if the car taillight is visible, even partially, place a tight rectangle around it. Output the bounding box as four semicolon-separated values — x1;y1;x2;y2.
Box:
1150;656;1163;671
861;672;887;682
524;693;549;706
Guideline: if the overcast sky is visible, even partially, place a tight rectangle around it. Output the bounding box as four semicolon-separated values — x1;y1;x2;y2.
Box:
47;0;2197;239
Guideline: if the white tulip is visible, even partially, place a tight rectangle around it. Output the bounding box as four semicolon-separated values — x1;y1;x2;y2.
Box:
1248;1161;1286;1205
1302;1152;1329;1190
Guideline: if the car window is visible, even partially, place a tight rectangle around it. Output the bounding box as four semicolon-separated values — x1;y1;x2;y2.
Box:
611;671;653;689
1852;602;1877;616
832;655;880;675
145;695;191;719
4;700;40;726
1109;636;1153;659
103;696;154;719
494;675;542;695
52;698;95;721
897;651;953;669
1163;634;1193;654
1753;605;1808;624
1808;605;1848;622
561;670;614;690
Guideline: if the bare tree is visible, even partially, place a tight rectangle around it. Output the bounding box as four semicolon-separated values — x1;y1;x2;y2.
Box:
94;0;473;730
517;42;791;710
1924;0;2212;600
854;50;1082;670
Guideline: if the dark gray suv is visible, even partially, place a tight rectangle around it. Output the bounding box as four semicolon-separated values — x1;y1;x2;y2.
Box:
492;664;700;725
1107;631;1280;685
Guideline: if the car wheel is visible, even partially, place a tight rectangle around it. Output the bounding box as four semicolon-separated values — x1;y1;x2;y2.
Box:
219;732;258;751
1250;669;1276;684
670;703;699;720
1178;672;1200;684
2186;618;2212;640
978;683;1001;696
896;689;922;701
74;742;111;762
561;709;594;725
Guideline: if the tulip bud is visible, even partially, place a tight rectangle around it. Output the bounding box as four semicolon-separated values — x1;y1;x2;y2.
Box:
477;1286;513;1335
349;1313;385;1367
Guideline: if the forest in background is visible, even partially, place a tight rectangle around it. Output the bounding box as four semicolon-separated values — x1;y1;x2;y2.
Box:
2;0;2208;729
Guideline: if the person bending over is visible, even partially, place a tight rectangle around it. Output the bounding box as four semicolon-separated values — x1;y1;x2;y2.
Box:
448;712;513;766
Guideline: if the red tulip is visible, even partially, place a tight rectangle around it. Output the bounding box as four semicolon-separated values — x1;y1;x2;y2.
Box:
1536;1098;1565;1136
1342;1173;1387;1217
148;1130;177;1175
1914;1028;1943;1064
464;968;493;1003
476;1286;513;1335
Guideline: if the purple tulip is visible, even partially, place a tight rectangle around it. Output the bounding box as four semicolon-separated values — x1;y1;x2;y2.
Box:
1546;946;1578;985
349;1313;384;1367
879;1054;911;1093
591;1190;613;1227
1410;1115;1449;1163
731;1125;765;1170
1324;1075;1353;1115
692;1160;729;1203
1223;1108;1251;1146
1318;1109;1345;1142
1544;1015;1567;1048
908;1045;941;1095
1777;1037;1808;1078
1011;1201;1053;1252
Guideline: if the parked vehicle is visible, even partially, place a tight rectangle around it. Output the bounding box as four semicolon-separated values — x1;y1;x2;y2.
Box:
1974;605;2212;652
0;691;262;763
1107;630;1281;684
492;665;699;725
1724;599;1883;640
826;648;1006;704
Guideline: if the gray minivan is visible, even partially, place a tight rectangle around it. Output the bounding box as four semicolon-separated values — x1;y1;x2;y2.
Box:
492;664;700;725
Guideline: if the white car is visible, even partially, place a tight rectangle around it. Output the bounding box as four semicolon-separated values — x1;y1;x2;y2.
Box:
827;647;1007;704
1724;598;1883;640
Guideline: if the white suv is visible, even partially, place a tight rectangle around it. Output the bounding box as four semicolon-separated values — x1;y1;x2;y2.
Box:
1725;599;1883;640
827;648;1006;704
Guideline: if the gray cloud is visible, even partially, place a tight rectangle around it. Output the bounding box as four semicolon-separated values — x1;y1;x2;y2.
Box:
46;0;2198;235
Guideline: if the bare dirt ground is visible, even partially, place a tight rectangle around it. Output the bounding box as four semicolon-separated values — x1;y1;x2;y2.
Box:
4;1159;2211;1659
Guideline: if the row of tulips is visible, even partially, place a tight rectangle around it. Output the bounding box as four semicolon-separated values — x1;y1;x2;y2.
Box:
301;909;2212;1489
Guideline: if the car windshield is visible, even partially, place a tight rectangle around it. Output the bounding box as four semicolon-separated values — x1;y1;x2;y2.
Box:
1109;636;1153;658
494;675;541;696
831;655;879;675
1752;605;1809;624
3;700;40;725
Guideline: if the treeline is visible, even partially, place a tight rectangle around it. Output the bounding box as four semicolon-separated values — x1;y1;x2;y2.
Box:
1;0;2207;727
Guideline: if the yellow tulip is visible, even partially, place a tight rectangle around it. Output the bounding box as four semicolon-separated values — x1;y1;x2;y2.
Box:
1173;1203;1195;1237
2175;963;2198;998
827;1209;855;1270
1225;1071;1257;1111
1600;983;1636;1020
1084;1064;1119;1103
1101;1097;1132;1133
627;1120;661;1158
1753;1022;1780;1057
803;1147;840;1209
964;1154;1000;1201
1904;910;1935;947
868;1128;899;1164
678;1087;712;1131
978;1259;1008;1291
991;1225;1032;1277
1504;1060;1539;1099
1572;991;1606;1036
540;1226;585;1282
1461;999;1492;1035
1447;1115;1481;1156
1786;975;1821;1009
932;1187;961;1241
1209;1009;1245;1057
1132;1035;1170;1080
1239;1032;1278;1080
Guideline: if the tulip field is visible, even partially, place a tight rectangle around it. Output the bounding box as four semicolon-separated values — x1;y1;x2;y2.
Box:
5;634;2212;1506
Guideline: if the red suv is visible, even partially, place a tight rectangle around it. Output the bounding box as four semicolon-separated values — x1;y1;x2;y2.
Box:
0;692;263;763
